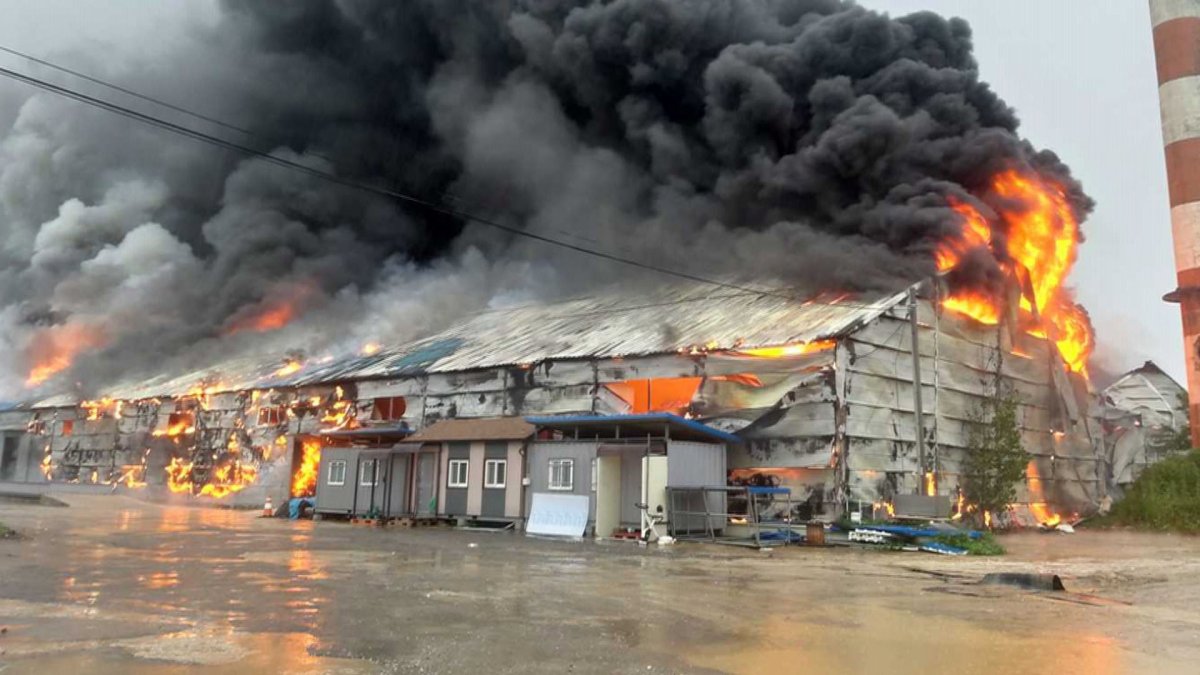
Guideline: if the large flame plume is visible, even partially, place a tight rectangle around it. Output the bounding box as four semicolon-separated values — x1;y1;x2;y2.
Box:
291;439;321;498
25;323;109;387
221;282;315;337
937;169;1094;376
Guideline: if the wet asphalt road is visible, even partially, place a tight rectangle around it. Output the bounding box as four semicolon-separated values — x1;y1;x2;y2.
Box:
1;494;1199;674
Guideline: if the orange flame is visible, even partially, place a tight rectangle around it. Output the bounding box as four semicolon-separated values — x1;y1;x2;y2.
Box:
25;323;109;387
267;434;287;461
923;471;937;497
80;397;123;421
223;282;315;336
872;500;896;518
950;491;966;521
115;465;147;489
1025;459;1065;527
935;199;991;272
153;412;195;437
360;342;381;356
165;456;257;498
165;457;194;493
291;439;321;498
737;340;837;358
936;169;1093;376
319;386;356;430
198;462;258;499
941;292;1000;325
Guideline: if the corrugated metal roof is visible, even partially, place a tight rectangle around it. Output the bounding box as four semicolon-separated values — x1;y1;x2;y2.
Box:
28;281;909;407
301;282;907;382
31;352;319;407
1102;361;1188;428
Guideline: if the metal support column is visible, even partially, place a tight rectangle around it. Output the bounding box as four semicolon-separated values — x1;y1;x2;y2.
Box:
909;288;927;492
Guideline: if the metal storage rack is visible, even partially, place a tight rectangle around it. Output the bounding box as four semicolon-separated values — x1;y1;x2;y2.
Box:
667;485;797;547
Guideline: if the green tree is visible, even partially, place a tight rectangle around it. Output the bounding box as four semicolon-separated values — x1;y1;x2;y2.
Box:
963;392;1030;525
1162;393;1192;457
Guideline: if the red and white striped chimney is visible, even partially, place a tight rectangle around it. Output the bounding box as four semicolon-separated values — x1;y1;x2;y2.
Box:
1151;0;1200;445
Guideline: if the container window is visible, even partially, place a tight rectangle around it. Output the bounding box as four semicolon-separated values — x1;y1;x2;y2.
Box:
327;460;346;486
448;459;469;488
359;460;379;486
485;459;506;489
548;458;574;491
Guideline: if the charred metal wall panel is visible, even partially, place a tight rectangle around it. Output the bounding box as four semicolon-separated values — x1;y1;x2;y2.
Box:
838;306;1101;517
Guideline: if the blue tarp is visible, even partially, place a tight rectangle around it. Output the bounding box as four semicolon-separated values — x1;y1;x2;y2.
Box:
858;524;982;540
746;486;791;495
289;497;316;519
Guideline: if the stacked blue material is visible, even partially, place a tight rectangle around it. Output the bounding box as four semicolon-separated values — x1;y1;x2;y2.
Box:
288;497;316;519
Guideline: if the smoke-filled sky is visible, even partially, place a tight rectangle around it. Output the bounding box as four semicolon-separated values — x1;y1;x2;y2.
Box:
0;0;1178;398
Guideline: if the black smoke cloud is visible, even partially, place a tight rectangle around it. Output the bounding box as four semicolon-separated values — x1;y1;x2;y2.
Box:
0;0;1091;398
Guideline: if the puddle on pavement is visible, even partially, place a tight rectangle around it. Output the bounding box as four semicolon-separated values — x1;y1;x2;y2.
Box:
5;497;1200;674
681;603;1192;675
0;630;371;674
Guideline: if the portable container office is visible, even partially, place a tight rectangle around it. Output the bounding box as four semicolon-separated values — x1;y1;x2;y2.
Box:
312;425;428;518
409;417;535;524
524;413;732;538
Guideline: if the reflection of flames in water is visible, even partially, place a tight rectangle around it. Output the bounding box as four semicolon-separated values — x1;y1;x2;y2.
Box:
291;439;321;498
936;169;1094;376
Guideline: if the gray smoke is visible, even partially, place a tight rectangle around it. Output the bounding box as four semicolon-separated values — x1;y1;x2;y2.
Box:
0;0;1092;399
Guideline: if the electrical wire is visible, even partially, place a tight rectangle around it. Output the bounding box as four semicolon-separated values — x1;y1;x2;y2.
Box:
0;59;895;312
0;45;258;139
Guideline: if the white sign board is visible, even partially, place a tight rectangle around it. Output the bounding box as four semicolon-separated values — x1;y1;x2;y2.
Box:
526;492;589;538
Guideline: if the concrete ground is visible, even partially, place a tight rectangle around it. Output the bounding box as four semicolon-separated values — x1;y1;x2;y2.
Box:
1;495;1198;674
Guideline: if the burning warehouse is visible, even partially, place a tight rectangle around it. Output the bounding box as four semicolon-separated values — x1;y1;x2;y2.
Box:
0;1;1163;530
4;272;1100;527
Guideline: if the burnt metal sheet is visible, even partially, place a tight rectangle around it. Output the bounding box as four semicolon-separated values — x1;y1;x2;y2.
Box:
322;284;908;380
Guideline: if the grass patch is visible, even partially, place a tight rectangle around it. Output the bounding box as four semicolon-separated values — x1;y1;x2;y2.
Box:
1096;450;1200;533
0;521;14;538
932;532;1005;556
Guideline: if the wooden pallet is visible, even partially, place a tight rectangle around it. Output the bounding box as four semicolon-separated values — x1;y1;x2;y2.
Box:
393;517;440;528
350;517;382;526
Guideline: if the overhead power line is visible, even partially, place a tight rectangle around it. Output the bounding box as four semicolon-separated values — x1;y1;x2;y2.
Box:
0;45;258;139
0;60;890;311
